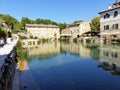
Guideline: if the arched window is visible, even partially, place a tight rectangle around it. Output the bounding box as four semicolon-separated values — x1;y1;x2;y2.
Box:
114;11;118;17
104;13;110;19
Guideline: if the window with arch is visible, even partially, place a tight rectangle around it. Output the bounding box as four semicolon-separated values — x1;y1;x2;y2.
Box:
114;11;118;17
104;13;110;19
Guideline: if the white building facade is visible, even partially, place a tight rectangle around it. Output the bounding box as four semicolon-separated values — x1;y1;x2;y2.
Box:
99;1;120;40
26;24;60;39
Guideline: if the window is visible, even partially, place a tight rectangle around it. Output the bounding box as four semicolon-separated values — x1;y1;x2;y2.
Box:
103;51;109;56
106;25;109;30
114;11;118;17
114;24;118;29
112;24;119;30
77;35;80;38
104;25;109;30
104;13;110;19
112;52;118;58
33;41;35;45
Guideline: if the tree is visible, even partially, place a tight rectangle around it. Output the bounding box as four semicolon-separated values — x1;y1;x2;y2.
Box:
35;18;58;25
0;28;8;38
58;23;67;30
0;14;19;29
0;14;20;32
90;16;100;32
21;17;33;30
58;23;67;33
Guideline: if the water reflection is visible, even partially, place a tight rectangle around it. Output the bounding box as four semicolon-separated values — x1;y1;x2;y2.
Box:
20;41;120;90
99;44;120;75
21;41;120;76
22;41;100;60
23;41;60;57
22;40;120;76
60;42;91;58
17;60;29;71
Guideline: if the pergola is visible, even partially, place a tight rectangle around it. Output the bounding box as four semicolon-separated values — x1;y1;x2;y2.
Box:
82;31;100;37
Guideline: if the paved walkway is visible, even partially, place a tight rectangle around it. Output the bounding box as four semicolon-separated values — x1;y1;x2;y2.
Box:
0;37;18;90
0;38;18;69
0;38;18;55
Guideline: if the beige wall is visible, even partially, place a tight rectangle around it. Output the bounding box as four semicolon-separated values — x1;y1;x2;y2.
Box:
69;23;80;38
79;21;91;35
26;24;60;39
61;28;71;36
61;21;91;38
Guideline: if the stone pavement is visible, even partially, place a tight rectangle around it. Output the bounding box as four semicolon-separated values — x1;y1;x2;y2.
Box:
0;38;18;68
0;38;18;90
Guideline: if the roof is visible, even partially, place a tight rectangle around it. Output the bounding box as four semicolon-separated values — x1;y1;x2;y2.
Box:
82;31;99;35
99;6;120;14
26;24;59;28
69;22;80;27
99;1;120;14
69;20;91;27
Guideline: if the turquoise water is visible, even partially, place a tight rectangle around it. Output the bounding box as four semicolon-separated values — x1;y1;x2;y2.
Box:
19;41;120;90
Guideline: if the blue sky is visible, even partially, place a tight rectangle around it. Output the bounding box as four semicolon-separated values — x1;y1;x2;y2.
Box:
0;0;114;24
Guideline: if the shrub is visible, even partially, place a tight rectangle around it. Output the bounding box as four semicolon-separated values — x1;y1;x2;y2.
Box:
0;28;8;38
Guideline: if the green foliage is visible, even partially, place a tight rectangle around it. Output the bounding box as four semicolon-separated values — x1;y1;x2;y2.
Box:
0;28;8;38
16;40;29;60
58;23;67;30
17;40;22;49
90;16;100;32
86;44;100;60
58;23;67;33
21;17;33;30
42;38;49;43
0;14;19;30
0;13;67;34
20;17;67;34
37;39;41;45
73;38;77;43
19;35;27;40
35;18;57;25
91;47;100;60
16;40;22;59
34;36;38;39
30;36;34;39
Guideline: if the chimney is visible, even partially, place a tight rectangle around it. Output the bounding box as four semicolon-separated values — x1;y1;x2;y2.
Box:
108;4;112;9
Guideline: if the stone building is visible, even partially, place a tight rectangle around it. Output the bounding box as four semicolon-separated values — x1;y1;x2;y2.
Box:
60;28;71;39
99;1;120;41
26;24;60;39
61;21;91;39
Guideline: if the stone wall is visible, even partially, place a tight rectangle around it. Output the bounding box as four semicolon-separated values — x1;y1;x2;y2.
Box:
0;47;17;90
